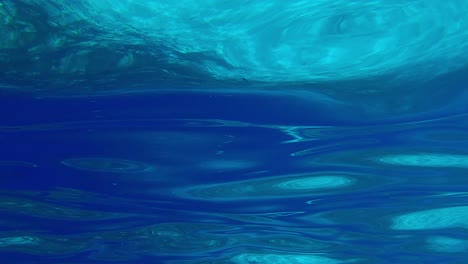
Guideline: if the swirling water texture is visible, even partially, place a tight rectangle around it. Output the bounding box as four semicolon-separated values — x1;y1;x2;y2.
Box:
3;112;468;263
1;0;468;89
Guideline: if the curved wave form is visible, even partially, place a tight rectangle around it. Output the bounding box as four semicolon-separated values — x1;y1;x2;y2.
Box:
1;0;468;86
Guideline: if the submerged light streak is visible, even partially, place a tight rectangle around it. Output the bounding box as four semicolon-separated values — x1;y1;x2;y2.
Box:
183;173;356;200
376;153;468;168
0;236;39;247
392;206;468;230
426;236;468;253
61;157;153;173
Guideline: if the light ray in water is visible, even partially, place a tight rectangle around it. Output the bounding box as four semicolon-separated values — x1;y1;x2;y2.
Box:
301;147;468;171
198;159;257;171
0;236;39;247
61;157;153;173
181;173;362;200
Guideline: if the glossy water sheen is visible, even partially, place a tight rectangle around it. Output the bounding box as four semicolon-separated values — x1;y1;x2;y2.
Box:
1;1;468;264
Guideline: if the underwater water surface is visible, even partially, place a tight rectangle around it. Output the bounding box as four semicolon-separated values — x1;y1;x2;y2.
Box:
2;1;468;263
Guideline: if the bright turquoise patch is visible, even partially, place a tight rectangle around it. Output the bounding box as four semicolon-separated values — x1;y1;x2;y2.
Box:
392;206;468;230
231;253;341;264
377;153;468;168
0;236;38;246
2;0;468;84
276;176;352;190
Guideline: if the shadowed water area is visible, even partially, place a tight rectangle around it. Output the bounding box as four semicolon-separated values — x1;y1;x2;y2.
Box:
1;1;468;263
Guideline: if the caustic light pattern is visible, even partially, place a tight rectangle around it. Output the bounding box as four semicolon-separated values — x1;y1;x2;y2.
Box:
1;0;468;84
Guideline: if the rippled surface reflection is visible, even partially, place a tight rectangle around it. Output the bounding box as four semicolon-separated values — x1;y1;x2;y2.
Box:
2;93;468;264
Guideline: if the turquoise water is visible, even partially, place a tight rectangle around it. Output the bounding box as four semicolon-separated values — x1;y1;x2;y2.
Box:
1;1;468;263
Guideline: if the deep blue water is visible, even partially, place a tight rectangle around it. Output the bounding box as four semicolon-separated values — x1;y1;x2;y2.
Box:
2;1;468;264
